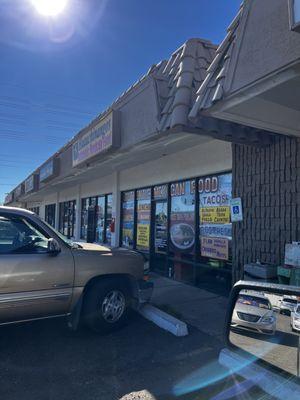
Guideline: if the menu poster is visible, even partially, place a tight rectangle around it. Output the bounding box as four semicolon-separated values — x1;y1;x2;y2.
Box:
137;224;150;249
201;237;229;261
122;191;135;248
199;174;232;240
170;180;195;252
155;202;168;253
136;189;151;251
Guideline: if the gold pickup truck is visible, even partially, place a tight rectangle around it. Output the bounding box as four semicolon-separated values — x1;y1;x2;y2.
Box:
0;206;153;333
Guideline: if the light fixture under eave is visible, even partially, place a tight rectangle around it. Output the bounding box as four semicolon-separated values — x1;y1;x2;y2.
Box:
30;0;69;17
289;0;300;32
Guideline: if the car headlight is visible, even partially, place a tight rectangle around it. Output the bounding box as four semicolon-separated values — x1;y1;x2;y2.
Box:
294;317;300;322
261;316;275;324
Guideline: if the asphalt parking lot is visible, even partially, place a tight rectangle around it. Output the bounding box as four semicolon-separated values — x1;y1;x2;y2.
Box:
0;313;235;400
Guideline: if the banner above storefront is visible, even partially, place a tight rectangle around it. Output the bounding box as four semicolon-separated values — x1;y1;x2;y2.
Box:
4;192;13;204
72;110;120;167
15;183;24;199
25;175;38;194
40;158;59;183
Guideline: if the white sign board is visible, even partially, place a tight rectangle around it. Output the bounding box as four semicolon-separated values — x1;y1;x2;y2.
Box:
230;197;243;222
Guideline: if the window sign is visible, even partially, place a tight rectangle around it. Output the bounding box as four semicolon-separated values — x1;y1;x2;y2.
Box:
136;189;151;251
96;196;105;243
199;173;232;261
153;184;168;200
81;198;89;240
154;201;168;253
199;174;232;239
201;237;229;260
105;194;113;245
122;191;135;248
170;180;195;252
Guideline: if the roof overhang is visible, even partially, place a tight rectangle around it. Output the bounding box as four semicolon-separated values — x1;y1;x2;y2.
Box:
203;61;300;137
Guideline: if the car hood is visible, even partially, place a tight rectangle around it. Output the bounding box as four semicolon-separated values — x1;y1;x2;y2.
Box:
74;242;111;252
235;304;272;317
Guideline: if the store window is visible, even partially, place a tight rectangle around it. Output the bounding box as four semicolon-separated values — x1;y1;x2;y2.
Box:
81;198;89;240
59;200;76;239
136;188;151;252
95;196;105;243
81;194;113;244
121;191;135;248
153;185;168;254
198;173;232;270
45;204;56;228
169;180;196;283
119;173;232;287
28;206;40;215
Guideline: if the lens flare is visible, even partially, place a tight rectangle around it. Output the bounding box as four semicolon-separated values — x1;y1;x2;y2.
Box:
30;0;69;17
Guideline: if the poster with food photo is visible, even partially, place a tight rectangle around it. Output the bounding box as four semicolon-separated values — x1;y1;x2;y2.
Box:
170;180;195;252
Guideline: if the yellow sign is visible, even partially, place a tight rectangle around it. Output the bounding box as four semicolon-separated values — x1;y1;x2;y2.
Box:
137;224;150;248
200;206;230;224
201;237;229;261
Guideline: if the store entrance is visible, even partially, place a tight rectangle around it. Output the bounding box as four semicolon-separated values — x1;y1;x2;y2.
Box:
150;200;168;276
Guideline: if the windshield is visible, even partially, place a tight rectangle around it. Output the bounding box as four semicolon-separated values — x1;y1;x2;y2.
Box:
237;294;271;310
40;218;73;247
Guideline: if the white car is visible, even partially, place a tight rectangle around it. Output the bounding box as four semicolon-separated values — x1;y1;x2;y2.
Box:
291;304;300;332
231;290;276;335
279;296;298;316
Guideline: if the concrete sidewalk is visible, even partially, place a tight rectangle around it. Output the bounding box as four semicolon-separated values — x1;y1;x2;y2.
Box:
149;274;229;339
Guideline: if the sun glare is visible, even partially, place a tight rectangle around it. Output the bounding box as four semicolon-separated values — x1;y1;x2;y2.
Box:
30;0;69;17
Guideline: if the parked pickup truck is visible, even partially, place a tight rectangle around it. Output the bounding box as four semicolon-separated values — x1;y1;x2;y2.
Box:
0;206;153;333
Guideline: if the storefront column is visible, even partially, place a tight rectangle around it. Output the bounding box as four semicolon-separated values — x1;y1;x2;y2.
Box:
75;184;81;241
55;192;59;231
111;171;120;247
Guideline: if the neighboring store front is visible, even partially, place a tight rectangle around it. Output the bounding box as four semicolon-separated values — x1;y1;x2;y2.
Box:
58;200;76;239
120;172;232;285
28;206;40;216
81;194;113;245
45;204;56;227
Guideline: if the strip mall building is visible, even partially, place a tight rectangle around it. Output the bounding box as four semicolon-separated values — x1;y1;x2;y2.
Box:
6;0;300;287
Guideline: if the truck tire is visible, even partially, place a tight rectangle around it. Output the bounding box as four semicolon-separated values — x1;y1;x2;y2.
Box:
83;279;131;334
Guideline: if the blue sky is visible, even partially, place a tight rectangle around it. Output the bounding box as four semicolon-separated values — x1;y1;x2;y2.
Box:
0;0;241;203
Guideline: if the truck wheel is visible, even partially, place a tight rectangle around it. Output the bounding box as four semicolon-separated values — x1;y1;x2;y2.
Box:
83;279;131;334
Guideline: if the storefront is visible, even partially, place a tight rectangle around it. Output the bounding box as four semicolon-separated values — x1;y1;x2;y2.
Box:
58;200;76;239
5;37;235;288
81;194;113;245
45;204;56;227
120;172;232;285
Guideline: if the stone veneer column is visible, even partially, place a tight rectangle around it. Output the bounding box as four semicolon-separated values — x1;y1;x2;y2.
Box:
232;136;300;282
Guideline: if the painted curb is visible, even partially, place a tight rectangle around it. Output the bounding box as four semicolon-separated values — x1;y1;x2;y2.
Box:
139;304;189;337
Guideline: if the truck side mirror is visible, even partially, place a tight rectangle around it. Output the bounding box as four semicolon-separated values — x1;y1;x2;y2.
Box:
223;281;300;383
47;238;61;256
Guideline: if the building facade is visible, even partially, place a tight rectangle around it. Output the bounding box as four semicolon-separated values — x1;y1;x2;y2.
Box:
5;39;237;288
189;0;300;281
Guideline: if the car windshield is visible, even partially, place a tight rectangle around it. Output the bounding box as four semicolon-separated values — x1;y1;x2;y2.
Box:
237;294;271;310
40;218;74;248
